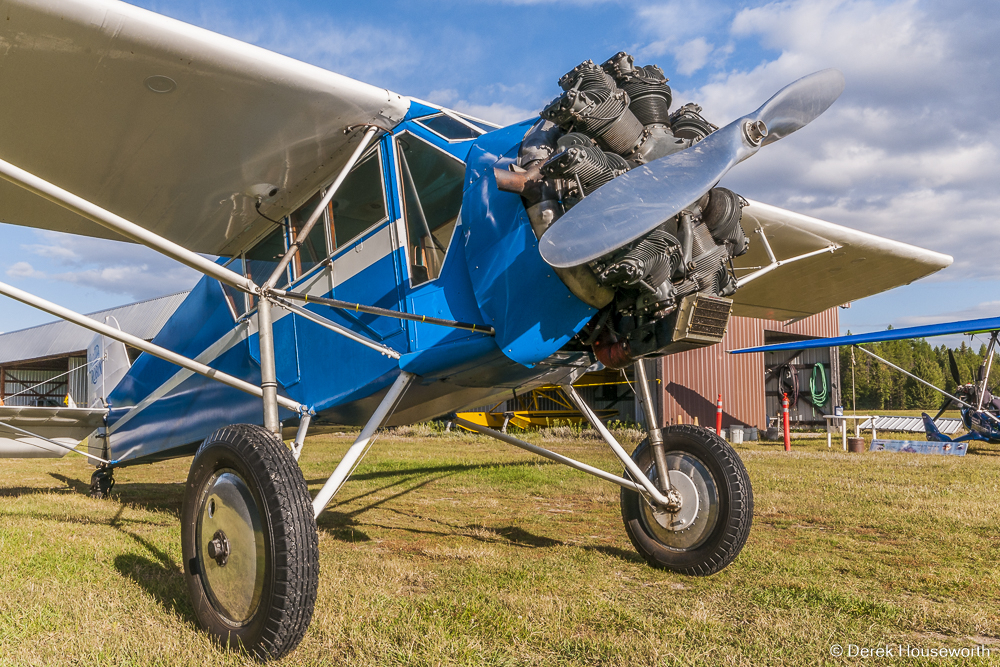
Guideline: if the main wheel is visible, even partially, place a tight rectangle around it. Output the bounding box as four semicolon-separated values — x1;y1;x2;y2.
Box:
621;424;753;575
181;424;319;660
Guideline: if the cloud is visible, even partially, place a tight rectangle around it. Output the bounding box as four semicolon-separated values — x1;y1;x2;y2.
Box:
6;261;43;279
652;0;1000;286
9;232;201;301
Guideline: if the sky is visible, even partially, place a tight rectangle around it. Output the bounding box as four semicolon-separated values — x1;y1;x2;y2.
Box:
2;0;998;349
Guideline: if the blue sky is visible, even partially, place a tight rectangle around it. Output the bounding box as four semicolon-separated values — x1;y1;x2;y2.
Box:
2;0;999;349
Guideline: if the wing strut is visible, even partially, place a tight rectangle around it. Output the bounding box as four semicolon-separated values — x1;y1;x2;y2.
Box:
735;226;840;288
0;279;302;414
0;157;254;293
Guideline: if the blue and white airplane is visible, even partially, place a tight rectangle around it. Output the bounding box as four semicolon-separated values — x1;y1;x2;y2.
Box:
732;317;1000;445
0;0;952;659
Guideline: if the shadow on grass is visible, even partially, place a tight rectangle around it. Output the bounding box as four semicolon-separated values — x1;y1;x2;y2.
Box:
109;505;197;625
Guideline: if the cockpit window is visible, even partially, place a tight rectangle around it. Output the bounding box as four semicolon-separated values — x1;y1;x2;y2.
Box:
244;227;289;291
287;190;330;278
329;147;388;249
397;133;465;286
414;113;482;142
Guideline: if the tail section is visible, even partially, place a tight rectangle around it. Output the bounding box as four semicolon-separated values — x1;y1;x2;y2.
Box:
86;317;131;408
922;412;952;442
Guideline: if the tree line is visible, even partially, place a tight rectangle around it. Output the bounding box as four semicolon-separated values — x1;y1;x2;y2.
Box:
839;335;1000;410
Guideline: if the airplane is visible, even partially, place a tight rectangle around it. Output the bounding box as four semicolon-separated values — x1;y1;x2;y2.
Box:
731;317;1000;445
0;0;953;659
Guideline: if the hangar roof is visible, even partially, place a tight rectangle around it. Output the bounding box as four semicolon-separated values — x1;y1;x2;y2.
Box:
0;291;189;365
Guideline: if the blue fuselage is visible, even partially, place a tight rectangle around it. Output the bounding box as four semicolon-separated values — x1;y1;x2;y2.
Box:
104;106;597;464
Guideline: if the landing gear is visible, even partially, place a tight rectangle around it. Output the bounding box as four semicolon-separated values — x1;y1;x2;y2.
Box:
181;424;319;660
620;424;753;575
89;466;115;498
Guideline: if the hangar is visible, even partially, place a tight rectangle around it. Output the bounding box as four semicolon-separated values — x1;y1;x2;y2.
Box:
0;292;187;407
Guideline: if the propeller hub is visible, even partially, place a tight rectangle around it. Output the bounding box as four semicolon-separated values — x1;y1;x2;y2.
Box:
742;119;768;147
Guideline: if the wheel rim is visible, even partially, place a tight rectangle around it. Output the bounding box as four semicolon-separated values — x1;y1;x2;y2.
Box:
640;451;720;551
196;469;266;625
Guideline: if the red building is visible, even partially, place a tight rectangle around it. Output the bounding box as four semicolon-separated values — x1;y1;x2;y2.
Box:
659;308;841;431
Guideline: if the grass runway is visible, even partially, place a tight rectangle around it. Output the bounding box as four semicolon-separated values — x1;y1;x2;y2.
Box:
0;428;997;666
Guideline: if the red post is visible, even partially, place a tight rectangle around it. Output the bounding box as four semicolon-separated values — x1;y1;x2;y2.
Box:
782;392;791;451
715;394;723;435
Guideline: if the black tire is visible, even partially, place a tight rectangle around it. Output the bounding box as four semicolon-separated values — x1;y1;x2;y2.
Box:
181;424;319;660
621;424;753;575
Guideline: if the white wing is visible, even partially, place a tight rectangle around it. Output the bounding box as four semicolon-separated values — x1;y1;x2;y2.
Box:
731;200;953;321
0;0;409;255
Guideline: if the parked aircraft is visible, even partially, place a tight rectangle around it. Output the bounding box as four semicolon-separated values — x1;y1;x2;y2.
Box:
732;317;1000;445
0;0;952;658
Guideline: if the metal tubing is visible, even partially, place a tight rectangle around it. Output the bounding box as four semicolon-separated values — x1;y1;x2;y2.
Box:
291;412;312;461
264;127;379;291
633;360;673;494
736;244;839;288
451;417;646;493
0;280;302;412
853;345;999;422
0;157;255;293
257;297;281;434
0;420;111;465
312;372;416;517
560;383;674;506
272;289;495;336
977;332;998;411
269;295;401;359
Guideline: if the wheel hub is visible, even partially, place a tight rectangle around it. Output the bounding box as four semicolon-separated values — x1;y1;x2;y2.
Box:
651;469;700;531
197;470;266;625
640;451;720;551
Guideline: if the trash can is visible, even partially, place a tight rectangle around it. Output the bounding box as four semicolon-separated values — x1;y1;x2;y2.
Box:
745;426;758;441
730;425;744;444
847;437;866;453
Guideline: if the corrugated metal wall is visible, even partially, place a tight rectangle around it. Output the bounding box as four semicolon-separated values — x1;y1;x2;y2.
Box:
68;356;88;406
660;308;840;429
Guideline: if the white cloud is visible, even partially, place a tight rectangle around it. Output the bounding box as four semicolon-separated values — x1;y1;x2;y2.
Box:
7;261;43;279
11;232;201;301
656;0;1000;287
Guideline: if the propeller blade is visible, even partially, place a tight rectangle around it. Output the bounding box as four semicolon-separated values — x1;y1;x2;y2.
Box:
949;348;962;385
932;395;952;421
538;69;845;269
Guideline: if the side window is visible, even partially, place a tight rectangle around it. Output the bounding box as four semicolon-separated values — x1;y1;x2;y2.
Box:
221;257;248;318
397;133;465;286
244;226;288;307
329;147;387;250
288;191;330;279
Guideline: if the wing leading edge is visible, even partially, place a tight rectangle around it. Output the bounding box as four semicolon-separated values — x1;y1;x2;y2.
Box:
730;201;952;321
730;316;1000;354
0;0;409;256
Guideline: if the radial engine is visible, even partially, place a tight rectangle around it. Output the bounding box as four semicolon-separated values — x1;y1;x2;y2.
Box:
496;52;750;369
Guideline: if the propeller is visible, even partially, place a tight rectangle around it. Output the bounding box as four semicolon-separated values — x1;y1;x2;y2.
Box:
948;348;962;386
538;69;845;268
932;395;953;421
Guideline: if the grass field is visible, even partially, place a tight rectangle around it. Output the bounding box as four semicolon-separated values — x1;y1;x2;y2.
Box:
1;427;998;666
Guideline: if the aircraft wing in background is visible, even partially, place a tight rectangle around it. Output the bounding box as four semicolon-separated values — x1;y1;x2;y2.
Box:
730;201;952;322
729;315;1000;354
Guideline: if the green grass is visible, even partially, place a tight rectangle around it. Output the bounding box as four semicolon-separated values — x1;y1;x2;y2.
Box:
0;430;998;666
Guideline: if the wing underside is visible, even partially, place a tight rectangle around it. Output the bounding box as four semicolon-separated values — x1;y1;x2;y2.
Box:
730;200;952;321
0;0;409;256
